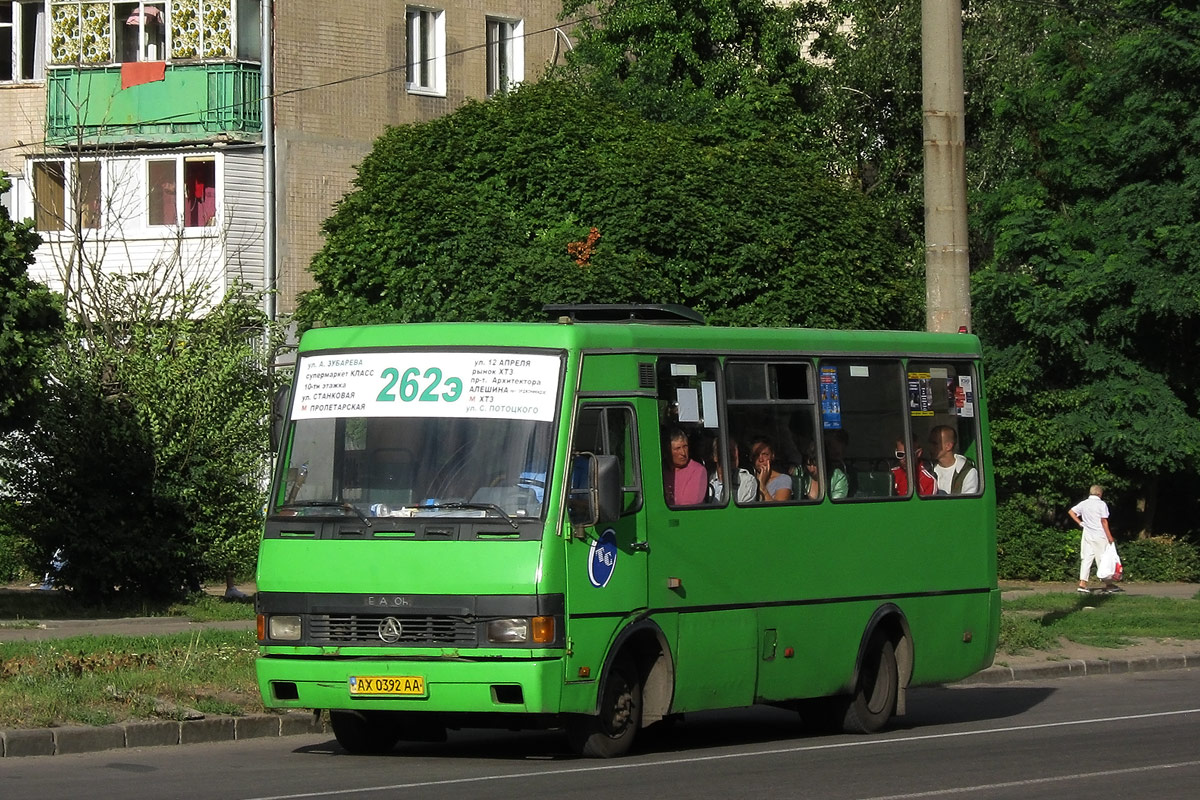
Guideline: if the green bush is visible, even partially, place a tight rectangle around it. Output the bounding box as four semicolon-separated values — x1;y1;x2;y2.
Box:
0;530;36;583
1119;536;1200;583
997;497;1200;582
996;498;1078;581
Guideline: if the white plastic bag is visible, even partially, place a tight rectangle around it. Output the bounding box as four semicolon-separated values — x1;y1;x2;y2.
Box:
1098;542;1123;581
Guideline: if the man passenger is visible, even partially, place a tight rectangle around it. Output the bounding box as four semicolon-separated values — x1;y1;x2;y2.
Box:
928;425;979;495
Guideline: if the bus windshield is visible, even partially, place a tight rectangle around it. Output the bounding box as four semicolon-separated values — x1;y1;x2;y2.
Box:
273;349;562;521
279;415;552;519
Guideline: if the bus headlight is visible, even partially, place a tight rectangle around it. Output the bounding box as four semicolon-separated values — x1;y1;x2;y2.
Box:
487;616;555;644
268;615;302;641
488;618;529;643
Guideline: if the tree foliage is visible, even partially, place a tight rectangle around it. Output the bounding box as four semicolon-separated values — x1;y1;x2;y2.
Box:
298;80;921;330
560;0;823;128
972;2;1200;533
0;174;64;432
0;284;278;602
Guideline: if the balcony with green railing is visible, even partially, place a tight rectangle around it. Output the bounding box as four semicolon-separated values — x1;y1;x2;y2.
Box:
46;62;262;146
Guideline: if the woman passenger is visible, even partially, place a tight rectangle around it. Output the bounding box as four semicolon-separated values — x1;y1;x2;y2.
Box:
750;437;792;502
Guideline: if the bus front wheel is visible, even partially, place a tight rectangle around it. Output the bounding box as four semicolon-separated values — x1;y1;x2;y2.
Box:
841;633;899;734
330;710;402;755
567;657;642;758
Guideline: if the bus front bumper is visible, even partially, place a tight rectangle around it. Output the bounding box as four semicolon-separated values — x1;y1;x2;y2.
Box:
256;654;564;715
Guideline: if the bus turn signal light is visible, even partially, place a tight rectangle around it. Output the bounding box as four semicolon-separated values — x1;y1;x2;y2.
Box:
532;616;555;644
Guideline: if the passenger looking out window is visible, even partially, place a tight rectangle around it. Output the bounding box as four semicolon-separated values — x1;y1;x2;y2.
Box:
892;438;936;496
664;429;706;506
750;438;792;502
928;425;979;495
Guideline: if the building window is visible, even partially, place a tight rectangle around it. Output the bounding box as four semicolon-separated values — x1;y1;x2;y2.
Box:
115;2;166;62
49;1;179;64
405;6;444;95
147;155;217;228
485;17;522;96
1;0;46;82
32;159;103;231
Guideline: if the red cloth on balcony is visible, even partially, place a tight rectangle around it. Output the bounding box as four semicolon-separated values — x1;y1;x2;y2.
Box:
121;61;166;90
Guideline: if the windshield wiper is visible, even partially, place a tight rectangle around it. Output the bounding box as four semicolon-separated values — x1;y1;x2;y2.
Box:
279;501;373;528
418;502;520;531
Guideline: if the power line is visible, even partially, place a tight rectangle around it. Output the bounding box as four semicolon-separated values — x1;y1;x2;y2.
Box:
1;13;599;157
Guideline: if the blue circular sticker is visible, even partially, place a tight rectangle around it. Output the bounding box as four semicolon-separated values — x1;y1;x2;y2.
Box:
587;529;618;588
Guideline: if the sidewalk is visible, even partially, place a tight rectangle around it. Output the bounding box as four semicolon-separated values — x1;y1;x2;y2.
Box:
2;581;1197;758
962;579;1200;685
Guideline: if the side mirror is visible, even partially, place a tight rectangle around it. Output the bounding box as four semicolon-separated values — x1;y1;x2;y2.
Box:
568;453;622;531
270;385;291;452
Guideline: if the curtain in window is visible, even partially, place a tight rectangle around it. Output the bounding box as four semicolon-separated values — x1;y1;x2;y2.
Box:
184;159;216;226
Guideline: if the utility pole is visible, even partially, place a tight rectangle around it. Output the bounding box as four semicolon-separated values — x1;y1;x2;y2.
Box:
922;0;970;333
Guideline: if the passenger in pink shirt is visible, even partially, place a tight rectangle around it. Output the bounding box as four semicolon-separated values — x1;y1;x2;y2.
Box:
665;429;707;506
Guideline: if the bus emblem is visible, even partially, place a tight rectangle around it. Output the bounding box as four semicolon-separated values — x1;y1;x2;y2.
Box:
378;617;404;643
587;529;618;588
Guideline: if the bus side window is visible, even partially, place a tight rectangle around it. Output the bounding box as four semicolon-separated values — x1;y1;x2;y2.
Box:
817;359;906;500
908;361;982;497
657;358;721;509
725;360;819;505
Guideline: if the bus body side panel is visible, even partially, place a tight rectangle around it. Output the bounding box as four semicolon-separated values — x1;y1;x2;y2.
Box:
645;469;996;711
669;609;758;712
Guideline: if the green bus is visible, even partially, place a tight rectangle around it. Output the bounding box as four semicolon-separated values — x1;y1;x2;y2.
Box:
255;305;998;757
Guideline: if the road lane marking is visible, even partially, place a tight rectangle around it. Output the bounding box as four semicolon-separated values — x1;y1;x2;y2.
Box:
858;759;1200;799
242;707;1200;800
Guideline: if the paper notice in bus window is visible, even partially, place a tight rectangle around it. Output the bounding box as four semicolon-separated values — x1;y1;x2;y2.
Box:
700;381;719;428
290;352;561;422
820;366;842;428
908;372;934;416
957;375;975;418
670;363;698;377
849;365;870;377
676;388;700;423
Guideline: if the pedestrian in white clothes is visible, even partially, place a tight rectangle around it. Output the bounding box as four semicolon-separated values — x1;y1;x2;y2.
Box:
1068;485;1120;594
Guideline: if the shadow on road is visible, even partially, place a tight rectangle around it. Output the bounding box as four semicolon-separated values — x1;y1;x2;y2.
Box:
289;684;1057;762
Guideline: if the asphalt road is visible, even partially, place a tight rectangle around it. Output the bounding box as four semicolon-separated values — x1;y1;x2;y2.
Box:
3;669;1198;800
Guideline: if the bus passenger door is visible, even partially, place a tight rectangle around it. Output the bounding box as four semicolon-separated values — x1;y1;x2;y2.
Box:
564;404;648;680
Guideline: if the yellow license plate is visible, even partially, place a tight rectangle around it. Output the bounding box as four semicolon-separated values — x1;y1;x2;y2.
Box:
348;675;426;696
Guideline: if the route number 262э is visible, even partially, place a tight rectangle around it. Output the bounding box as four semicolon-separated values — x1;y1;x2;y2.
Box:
377;367;464;403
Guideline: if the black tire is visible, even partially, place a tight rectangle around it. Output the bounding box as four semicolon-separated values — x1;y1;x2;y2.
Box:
329;710;403;755
840;634;898;734
567;657;642;758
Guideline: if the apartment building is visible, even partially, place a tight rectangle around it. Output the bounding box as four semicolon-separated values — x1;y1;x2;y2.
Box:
1;1;574;315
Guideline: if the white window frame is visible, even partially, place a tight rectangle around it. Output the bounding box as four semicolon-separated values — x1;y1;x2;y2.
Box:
405;6;445;96
29;157;105;234
1;0;46;82
145;153;220;230
485;17;523;97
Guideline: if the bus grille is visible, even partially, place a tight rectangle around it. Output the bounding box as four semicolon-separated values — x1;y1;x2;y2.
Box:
309;614;476;646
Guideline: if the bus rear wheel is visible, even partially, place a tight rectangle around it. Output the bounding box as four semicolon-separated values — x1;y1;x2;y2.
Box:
329;710;402;755
841;633;898;734
567;657;642;758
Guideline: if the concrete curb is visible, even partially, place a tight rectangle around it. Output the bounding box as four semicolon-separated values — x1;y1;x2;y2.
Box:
3;651;1198;758
956;651;1200;685
0;710;325;759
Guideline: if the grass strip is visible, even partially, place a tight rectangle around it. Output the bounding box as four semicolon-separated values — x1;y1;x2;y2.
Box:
0;629;261;729
999;593;1200;651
